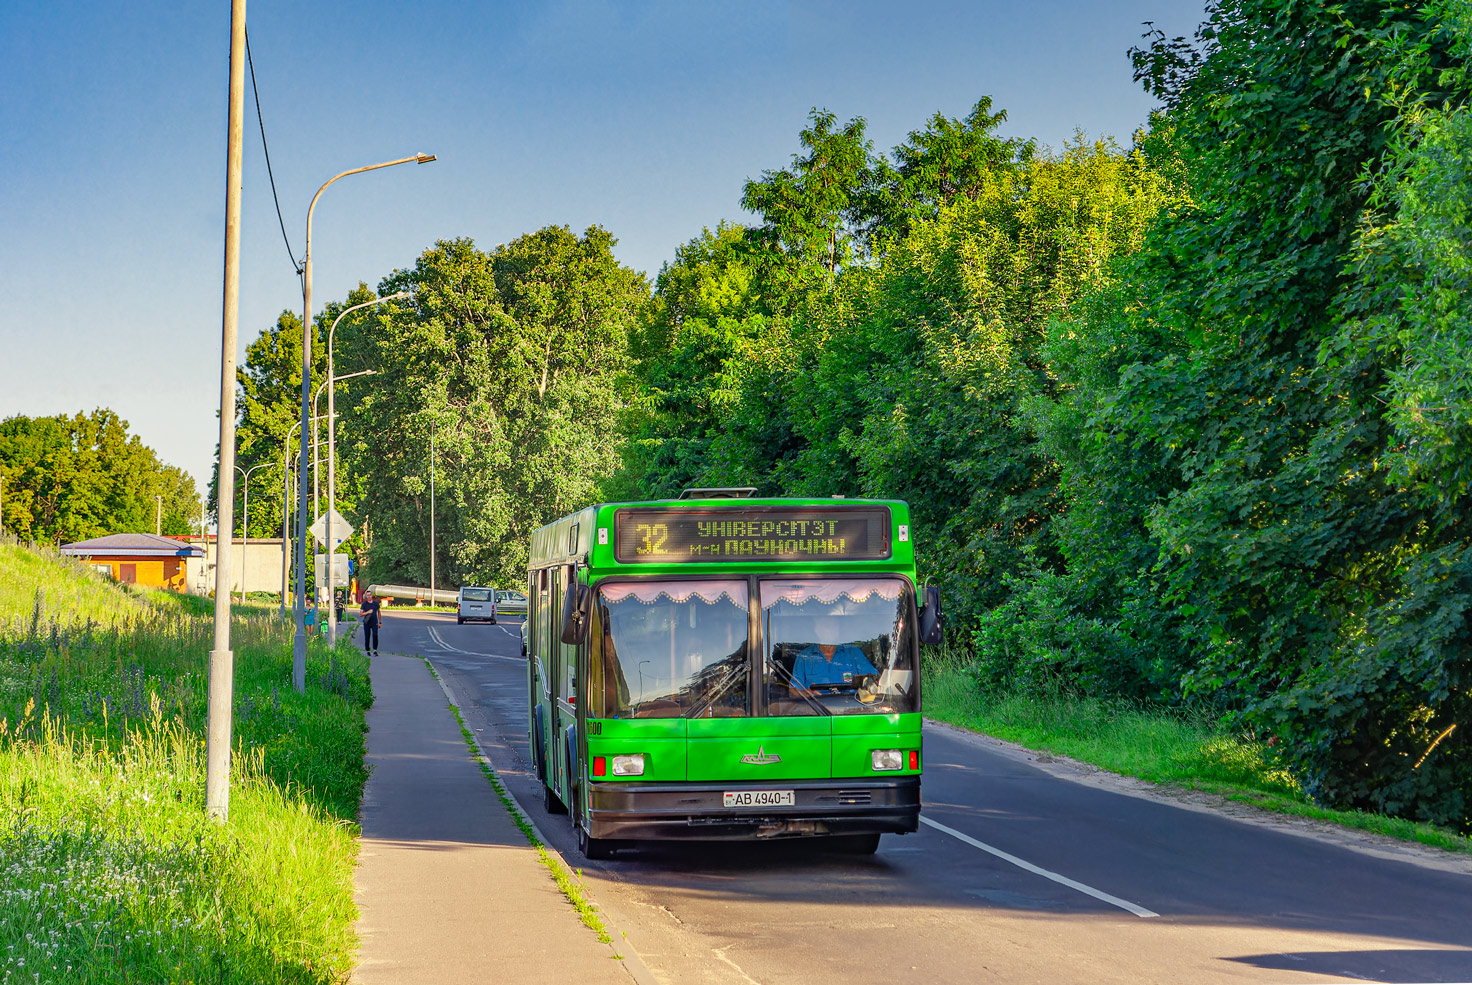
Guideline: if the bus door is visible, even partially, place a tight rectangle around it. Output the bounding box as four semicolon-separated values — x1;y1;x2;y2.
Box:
550;564;580;805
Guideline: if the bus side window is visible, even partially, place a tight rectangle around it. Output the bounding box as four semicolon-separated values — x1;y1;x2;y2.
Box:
535;567;552;685
556;566;578;703
526;571;537;654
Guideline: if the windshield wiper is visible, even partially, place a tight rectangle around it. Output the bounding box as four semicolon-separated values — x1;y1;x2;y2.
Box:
765;651;830;716
685;659;746;718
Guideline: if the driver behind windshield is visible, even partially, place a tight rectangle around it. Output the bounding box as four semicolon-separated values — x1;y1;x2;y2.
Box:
790;616;878;692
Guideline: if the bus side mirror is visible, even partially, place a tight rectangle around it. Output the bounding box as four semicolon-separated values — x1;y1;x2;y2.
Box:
918;585;943;646
560;582;589;645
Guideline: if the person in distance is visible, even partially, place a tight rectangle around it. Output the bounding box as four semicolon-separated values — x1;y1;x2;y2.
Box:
360;589;382;655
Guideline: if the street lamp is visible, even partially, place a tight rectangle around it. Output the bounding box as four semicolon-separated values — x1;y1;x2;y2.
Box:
313;368;373;521
327;293;406;644
310;366;374;642
234;462;267;603
280;410;335;618
294;152;436;692
281;418;302;618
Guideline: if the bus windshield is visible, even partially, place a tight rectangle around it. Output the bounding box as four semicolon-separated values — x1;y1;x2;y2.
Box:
761;578;915;716
592;580;750;719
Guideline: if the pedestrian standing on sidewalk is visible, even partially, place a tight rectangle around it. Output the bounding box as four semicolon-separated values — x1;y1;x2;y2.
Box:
361;589;382;655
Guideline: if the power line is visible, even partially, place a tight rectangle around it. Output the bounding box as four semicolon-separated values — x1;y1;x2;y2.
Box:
245;25;302;277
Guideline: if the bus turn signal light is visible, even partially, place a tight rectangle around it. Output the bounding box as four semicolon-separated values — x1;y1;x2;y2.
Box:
909;750;919;770
592;756;606;777
611;754;646;776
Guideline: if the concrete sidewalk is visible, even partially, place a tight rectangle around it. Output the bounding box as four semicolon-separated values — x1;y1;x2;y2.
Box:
352;651;634;984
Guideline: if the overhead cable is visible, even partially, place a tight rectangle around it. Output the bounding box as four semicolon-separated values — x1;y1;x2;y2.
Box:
245;25;302;276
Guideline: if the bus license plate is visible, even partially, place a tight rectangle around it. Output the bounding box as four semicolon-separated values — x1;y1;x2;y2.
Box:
723;790;794;808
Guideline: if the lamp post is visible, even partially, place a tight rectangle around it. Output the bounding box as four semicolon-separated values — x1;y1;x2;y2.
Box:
312;368;374;526
310;376;333;536
233;462;267;604
309;368;372;640
281;419;302;618
294;152;436;693
281;411;334;618
326;292;406;644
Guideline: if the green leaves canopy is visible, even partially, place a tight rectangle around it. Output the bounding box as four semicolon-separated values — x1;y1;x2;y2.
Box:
338;228;646;591
0;410;199;542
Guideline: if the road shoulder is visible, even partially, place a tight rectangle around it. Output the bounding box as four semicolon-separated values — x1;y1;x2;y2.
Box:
926;719;1472;878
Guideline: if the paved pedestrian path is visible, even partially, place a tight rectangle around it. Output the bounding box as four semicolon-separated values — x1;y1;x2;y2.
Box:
352;651;634;984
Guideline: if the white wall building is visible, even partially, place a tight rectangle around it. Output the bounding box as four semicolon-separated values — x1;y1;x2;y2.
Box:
183;536;290;598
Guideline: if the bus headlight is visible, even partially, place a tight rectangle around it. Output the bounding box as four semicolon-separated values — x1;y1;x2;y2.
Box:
611;754;646;776
871;749;903;771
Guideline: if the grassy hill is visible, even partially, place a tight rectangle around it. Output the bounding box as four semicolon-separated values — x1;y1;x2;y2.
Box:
0;538;154;632
0;537;371;983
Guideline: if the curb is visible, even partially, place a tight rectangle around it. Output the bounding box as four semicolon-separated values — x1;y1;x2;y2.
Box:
426;660;661;985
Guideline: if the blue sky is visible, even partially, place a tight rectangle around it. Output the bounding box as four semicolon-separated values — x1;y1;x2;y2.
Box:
0;0;1205;492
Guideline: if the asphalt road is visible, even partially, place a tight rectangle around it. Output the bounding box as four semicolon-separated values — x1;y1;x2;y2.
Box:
377;610;1472;985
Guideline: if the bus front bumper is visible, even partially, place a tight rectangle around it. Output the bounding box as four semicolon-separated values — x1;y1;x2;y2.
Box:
585;776;920;841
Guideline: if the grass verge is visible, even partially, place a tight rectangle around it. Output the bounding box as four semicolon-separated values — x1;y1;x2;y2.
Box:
0;539;372;983
421;659;618;952
923;650;1472;857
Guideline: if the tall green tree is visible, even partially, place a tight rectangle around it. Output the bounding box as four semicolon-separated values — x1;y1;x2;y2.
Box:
340;229;647;590
786;136;1173;624
0;410;199;543
741;108;874;292
859;96;1035;248
1040;0;1471;827
614;223;769;499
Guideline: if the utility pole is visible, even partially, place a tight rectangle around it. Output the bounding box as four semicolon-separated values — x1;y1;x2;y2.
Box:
155;495;162;535
430;428;436;607
207;0;246;822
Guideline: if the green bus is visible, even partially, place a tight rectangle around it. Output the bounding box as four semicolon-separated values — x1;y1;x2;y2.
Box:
524;490;943;859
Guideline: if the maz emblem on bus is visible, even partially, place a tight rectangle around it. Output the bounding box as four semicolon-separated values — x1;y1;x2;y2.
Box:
739;746;781;765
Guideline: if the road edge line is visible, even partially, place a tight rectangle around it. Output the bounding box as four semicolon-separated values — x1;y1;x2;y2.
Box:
919;815;1159;918
426;625;523;662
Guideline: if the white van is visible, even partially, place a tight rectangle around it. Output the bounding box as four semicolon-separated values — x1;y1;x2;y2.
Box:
457;586;497;624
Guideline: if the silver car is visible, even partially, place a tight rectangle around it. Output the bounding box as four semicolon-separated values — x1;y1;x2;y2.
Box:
494;589;528;615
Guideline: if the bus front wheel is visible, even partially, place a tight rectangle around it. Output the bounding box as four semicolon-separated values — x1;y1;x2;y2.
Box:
572;787;615;860
576;820;616;860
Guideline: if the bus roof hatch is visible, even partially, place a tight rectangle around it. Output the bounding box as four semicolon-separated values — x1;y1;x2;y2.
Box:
679;487;757;499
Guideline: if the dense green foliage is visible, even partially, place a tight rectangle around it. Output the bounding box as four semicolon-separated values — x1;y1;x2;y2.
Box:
0;410;199;543
211;0;1472;833
335;228;646;590
0;539;369;981
626;110;1177;631
616;1;1472;831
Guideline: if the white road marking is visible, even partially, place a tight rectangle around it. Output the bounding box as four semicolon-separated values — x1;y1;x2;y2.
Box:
919;815;1159;918
425;626;523;663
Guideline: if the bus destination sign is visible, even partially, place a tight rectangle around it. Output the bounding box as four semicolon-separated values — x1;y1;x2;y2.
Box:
615;507;892;563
